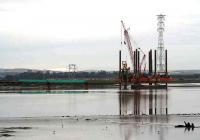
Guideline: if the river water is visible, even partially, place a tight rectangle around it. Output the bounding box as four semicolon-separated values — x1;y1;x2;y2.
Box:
1;87;200;140
0;87;200;117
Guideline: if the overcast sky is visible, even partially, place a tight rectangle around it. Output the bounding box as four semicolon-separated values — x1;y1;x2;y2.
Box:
0;0;200;71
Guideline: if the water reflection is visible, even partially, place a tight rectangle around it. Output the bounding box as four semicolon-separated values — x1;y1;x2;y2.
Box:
119;90;168;115
119;115;170;140
19;90;89;94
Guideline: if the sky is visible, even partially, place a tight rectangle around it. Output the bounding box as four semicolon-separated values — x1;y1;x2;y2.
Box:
0;0;200;71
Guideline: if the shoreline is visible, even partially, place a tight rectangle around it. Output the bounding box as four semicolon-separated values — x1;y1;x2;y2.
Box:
1;113;200;120
1;114;200;139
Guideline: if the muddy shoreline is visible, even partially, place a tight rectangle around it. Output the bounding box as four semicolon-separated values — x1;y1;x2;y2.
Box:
1;115;200;139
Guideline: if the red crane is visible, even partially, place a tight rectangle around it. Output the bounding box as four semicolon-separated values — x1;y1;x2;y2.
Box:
121;20;135;70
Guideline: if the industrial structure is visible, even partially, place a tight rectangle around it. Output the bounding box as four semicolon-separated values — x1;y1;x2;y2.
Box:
68;64;77;79
157;14;166;73
119;16;172;90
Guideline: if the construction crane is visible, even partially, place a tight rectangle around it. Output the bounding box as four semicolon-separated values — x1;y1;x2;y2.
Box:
119;19;172;90
121;20;135;70
138;48;146;73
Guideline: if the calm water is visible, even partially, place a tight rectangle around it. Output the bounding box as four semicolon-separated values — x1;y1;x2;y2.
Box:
1;87;200;140
0;87;200;117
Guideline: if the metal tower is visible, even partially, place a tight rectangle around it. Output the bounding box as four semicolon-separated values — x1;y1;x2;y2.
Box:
68;64;77;79
157;14;165;73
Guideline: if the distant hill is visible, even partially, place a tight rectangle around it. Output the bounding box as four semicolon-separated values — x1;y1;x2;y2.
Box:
0;68;47;79
0;68;32;73
170;70;200;75
1;68;200;80
0;69;28;79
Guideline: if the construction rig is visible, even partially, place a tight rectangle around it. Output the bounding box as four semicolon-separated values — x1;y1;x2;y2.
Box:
119;16;172;90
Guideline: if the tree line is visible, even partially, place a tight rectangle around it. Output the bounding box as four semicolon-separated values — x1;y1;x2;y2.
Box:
3;71;118;81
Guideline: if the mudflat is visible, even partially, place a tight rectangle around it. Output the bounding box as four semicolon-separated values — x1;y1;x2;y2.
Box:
0;115;200;140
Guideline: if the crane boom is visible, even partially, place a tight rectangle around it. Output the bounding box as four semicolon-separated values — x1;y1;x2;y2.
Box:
138;48;146;72
121;20;135;70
